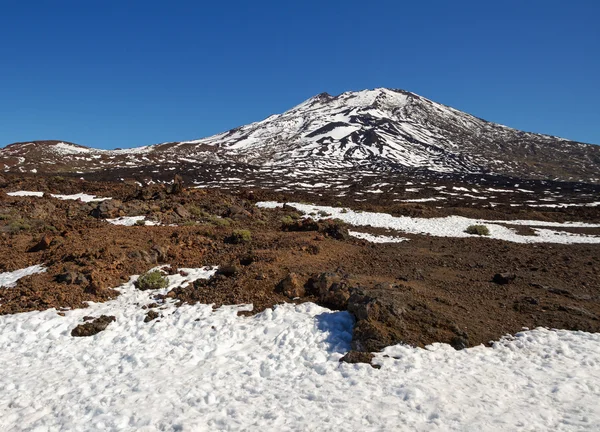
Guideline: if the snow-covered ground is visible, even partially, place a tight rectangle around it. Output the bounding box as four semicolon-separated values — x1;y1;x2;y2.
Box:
349;230;408;243
105;216;159;226
0;267;599;431
0;264;46;288
257;202;600;244
7;191;111;202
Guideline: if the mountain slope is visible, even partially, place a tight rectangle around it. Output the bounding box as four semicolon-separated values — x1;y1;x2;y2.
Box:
2;88;599;183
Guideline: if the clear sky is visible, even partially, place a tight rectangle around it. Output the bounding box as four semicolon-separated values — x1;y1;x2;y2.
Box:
1;0;599;149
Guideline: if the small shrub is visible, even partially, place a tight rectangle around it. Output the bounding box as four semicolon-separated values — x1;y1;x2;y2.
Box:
228;229;252;244
318;210;331;217
281;215;295;226
208;216;231;227
187;205;206;218
136;270;169;290
8;219;31;233
134;219;146;226
340;208;348;214
182;221;197;226
465;224;490;236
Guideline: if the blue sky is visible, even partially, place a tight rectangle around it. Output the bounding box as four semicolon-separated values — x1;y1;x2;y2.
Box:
1;0;599;149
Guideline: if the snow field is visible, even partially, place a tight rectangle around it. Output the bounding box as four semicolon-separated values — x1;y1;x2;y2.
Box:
257;202;600;244
7;191;111;202
349;231;408;243
0;267;599;430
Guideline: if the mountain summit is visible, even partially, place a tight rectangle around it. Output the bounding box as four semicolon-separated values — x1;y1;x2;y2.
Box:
2;88;599;183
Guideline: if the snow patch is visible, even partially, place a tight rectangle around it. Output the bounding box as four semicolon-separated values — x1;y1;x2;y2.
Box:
349;231;408;243
105;216;158;226
0;267;599;430
7;191;111;202
0;265;47;288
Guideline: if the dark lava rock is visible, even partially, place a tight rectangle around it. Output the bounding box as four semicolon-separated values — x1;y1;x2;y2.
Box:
450;336;469;350
239;254;255;266
144;310;160;323
319;220;350;240
493;272;517;285
282;218;320;232
71;315;116;337
217;264;240;278
307;272;351;309
90;199;123;218
277;273;305;299
347;291;381;321
351;320;405;353
56;271;89;285
339;351;381;368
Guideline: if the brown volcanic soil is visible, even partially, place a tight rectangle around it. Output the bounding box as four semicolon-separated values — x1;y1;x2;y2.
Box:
1;174;599;358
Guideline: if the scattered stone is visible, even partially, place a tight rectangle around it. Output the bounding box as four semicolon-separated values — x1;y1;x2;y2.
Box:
282;218;319;232
492;272;516;285
450;335;469;350
175;205;191;219
239;254;255;266
90;199;123;218
277;273;305;299
307;272;350;309
339;351;381;368
217;264;240;278
71;315;116;337
144;310;160;322
319;220;350;240
56;271;89;285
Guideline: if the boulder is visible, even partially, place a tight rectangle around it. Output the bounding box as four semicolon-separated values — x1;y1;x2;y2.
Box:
175;205;191;219
56;271;89;285
277;273;305;299
71;315;115;337
90;199;123;218
307;272;350;309
339;351;380;368
493;272;516;285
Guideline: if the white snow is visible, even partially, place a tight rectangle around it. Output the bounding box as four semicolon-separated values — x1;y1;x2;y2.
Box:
105;216;158;226
403;197;445;202
257;202;600;244
349;231;408;243
6;191;44;197
49;193;112;202
51;142;93;155
7;191;111;202
1;267;600;431
0;265;47;288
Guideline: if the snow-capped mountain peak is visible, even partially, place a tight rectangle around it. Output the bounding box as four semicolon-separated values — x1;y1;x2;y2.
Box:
2;88;599;184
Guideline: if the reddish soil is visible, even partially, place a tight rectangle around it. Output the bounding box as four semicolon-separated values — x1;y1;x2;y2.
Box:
1;174;599;358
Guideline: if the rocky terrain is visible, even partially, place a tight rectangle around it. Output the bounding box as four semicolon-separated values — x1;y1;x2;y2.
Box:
2;88;600;365
1;173;599;365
